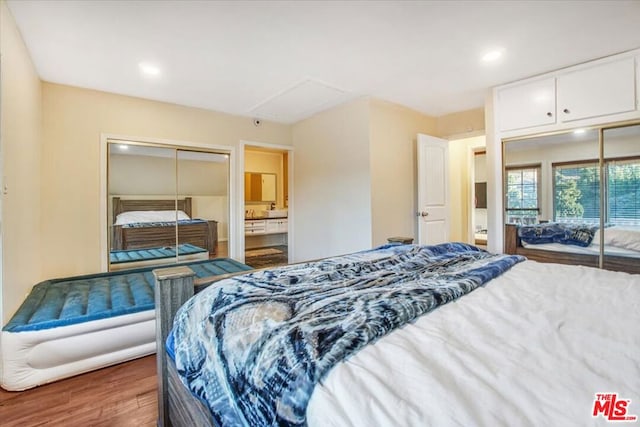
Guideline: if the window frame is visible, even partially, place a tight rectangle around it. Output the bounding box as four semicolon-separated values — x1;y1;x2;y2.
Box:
551;158;600;223
504;163;542;224
551;155;640;224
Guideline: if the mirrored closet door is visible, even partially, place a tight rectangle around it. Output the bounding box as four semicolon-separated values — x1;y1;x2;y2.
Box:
176;149;230;259
107;140;230;271
502;122;640;274
602;124;640;270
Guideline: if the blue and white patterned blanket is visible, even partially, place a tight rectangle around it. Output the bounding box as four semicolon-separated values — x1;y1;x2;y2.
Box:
518;222;599;247
171;243;524;426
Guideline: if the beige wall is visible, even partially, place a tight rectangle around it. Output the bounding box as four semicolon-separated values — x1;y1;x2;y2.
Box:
292;98;372;261
0;1;43;323
370;99;437;246
110;154;229;196
293;97;442;258
41;82;291;279
448;135;486;242
436;108;485;138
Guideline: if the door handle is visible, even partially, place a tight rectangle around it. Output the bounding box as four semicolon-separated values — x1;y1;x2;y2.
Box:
416;211;429;217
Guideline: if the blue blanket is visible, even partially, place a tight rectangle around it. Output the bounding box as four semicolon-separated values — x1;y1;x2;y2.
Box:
518;222;599;247
171;243;524;426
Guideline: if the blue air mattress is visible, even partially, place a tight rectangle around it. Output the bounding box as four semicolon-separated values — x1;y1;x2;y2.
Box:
3;258;251;333
109;243;207;264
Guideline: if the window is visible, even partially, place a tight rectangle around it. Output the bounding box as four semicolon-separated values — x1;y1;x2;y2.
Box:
505;165;540;224
606;157;640;225
552;156;640;226
553;161;600;224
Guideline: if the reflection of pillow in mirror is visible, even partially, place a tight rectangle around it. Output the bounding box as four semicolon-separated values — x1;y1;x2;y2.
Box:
115;210;191;225
598;227;640;252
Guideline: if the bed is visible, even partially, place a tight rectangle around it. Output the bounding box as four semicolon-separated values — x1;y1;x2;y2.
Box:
0;258;252;391
153;243;640;426
111;197;218;257
109;243;209;271
505;223;640;275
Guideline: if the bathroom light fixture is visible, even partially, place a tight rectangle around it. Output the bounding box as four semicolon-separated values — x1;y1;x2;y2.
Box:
573;128;586;135
138;62;161;77
118;144;129;151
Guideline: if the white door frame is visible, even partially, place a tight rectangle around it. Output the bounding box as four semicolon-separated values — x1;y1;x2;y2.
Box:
99;133;237;271
238;140;294;263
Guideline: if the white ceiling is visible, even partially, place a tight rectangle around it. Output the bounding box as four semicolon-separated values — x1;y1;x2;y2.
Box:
7;0;640;124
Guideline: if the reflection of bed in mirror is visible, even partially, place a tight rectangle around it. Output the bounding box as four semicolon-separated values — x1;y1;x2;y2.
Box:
505;223;640;274
502;122;640;275
111;197;218;259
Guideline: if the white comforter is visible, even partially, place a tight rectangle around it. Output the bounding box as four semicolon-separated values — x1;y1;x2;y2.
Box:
307;260;640;427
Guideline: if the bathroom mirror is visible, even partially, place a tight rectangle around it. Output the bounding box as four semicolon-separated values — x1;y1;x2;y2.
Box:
245;172;276;202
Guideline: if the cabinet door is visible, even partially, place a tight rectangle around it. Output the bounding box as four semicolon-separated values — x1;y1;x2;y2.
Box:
265;219;279;234
497;77;556;131
277;219;288;233
557;57;636;123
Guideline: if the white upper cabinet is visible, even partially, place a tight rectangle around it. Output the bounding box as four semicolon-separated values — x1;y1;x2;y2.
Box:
497;53;638;133
557;57;636;122
498;78;556;131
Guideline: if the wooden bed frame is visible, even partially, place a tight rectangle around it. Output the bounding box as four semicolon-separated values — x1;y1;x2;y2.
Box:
153;266;249;427
111;197;218;256
504;223;640;274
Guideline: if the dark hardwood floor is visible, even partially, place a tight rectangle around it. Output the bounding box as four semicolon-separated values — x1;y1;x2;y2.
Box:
0;355;157;427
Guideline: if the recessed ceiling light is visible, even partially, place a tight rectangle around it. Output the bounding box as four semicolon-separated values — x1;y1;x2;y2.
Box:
138;62;161;77
481;49;504;63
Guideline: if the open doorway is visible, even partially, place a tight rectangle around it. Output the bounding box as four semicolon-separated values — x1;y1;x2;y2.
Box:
447;135;486;244
472;150;488;249
241;142;293;268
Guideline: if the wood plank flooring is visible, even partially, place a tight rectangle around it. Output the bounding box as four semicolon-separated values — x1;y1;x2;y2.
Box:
0;355;157;427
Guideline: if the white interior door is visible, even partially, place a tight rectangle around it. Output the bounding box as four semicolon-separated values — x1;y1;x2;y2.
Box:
417;134;449;245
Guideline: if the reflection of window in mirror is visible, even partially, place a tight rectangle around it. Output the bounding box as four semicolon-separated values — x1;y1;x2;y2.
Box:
603;124;640;229
552;161;600;224
503;128;600;225
505;165;541;224
602;124;640;262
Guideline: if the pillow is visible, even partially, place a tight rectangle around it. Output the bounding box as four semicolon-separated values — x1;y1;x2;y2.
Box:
598;227;640;252
114;210;190;225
